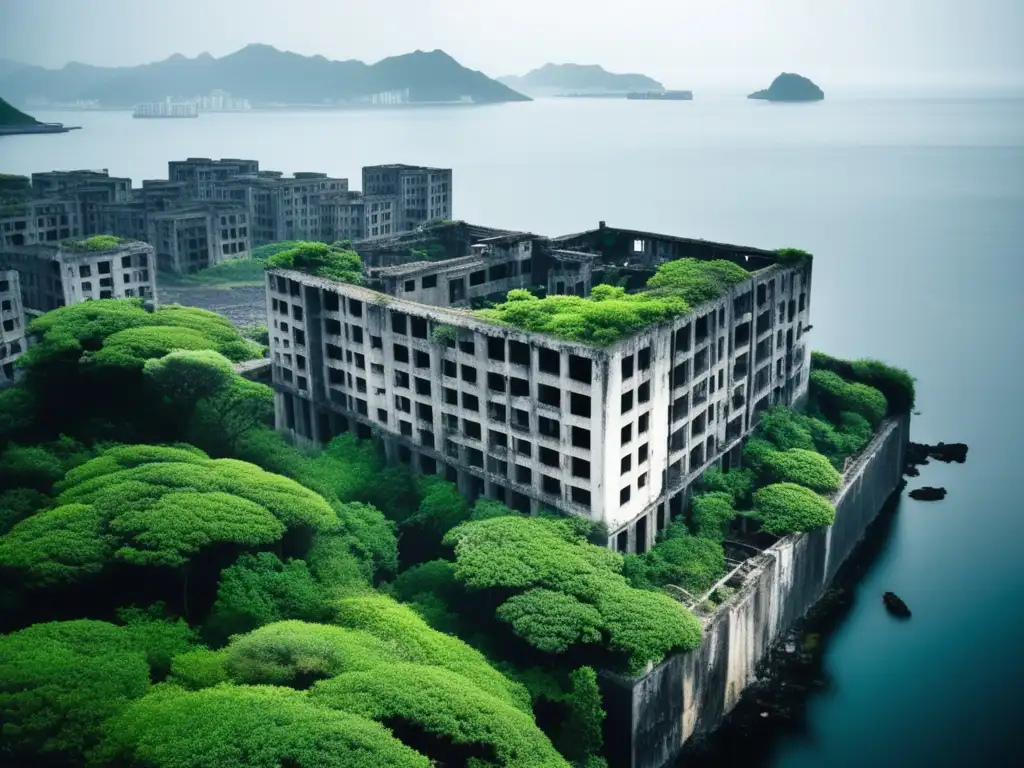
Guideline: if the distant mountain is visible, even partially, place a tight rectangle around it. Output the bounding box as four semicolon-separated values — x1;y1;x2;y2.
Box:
748;73;824;102
499;63;663;96
0;59;27;79
0;96;38;126
0;45;530;107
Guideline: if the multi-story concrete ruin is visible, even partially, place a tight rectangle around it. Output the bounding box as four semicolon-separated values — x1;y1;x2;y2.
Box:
362;164;453;235
266;222;811;551
0;238;156;313
0;270;26;386
0;161;454;274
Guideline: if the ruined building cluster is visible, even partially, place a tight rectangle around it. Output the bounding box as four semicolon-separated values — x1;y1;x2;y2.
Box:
0;161;452;275
267;221;812;551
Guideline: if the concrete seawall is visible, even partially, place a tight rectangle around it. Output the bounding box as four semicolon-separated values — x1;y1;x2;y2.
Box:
601;414;911;768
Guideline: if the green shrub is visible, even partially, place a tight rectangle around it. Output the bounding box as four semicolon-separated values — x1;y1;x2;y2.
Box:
742;437;778;472
750;483;836;535
204;552;331;642
759;406;816;452
809;369;887;427
773;247;813;265
628;534;726;595
267;241;365;285
168;648;229;690
645;258;751;304
312;663;568;768
115;604;197;680
762;448;843;493
697;467;754;506
223;620;392;687
558;667;606;765
690;491;737;541
63;234;126;251
332;593;532;711
0;620;151;759
812;353;916;414
496;589;604;653
93;684;429;768
837;411;874;455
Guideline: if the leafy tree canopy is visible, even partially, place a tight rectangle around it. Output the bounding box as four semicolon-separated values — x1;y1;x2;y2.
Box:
332;593;532;711
0;620;151;759
697;466;754;507
810;369;887;427
623;529;726;596
312;662;569;768
812;352;916;413
443;516;701;673
93;683;429;768
0;444;336;583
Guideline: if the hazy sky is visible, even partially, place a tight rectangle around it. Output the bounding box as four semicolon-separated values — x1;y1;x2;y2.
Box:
2;0;1021;90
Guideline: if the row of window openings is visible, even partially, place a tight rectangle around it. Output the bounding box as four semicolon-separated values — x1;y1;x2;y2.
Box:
77;255;137;277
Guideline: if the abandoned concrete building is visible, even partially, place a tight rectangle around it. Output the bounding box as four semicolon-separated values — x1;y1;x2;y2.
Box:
362;164;453;235
266;222;812;552
0;270;26;386
0;239;156;313
1;161;454;274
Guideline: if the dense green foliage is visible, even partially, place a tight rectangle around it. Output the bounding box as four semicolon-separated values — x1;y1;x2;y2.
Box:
623;525;726;595
0;444;335;583
773;247;813;265
312;663;570;767
697;466;754;506
160;256;268;287
812;351;916;413
810;369;888;427
750;483;837;535
444;516;702;673
477;258;748;345
204;552;333;642
0;620;152;758
761;448;843;493
690;491;738;541
94;684;430;768
266;241;366;284
558;667;606;766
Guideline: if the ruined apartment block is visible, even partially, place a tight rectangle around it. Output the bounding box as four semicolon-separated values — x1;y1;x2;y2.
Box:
362;164;453;236
0;240;156;313
266;223;811;552
147;205;250;274
0;270;26;386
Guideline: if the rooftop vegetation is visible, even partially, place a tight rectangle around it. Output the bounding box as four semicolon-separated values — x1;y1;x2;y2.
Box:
62;235;131;252
266;241;365;285
476;257;750;345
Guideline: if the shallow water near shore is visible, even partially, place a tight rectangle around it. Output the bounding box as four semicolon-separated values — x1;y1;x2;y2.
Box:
2;93;1022;767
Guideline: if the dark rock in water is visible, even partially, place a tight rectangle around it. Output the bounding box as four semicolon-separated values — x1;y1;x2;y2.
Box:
883;592;911;618
748;73;824;102
909;486;946;501
930;442;968;463
903;464;920;478
907;441;969;466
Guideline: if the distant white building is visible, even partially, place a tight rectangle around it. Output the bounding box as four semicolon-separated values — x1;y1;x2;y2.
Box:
133;98;198;119
194;90;252;112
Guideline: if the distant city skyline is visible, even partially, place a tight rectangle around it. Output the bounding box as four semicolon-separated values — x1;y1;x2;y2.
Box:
1;0;1022;91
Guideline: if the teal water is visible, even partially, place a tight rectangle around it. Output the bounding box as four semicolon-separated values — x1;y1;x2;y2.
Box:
3;95;1022;767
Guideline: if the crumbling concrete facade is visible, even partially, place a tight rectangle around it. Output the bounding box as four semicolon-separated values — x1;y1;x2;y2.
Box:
266;223;812;551
0;270;26;386
362;164;453;235
147;205;250;274
0;239;156;313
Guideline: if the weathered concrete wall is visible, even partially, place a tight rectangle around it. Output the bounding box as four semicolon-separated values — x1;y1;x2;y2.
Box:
601;414;910;768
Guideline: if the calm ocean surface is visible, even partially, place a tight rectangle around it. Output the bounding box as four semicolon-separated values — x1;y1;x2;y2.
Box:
3;95;1023;767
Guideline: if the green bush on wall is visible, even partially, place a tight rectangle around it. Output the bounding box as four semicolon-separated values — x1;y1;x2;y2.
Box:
750;483;836;535
812;352;916;414
809;369;887;427
761;448;843;494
